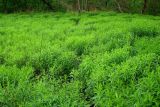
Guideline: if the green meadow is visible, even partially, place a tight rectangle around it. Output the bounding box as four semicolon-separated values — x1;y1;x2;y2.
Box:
0;12;160;107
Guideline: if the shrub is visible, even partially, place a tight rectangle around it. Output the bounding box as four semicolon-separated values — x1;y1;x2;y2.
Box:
0;66;32;88
70;17;81;25
52;52;80;80
97;31;129;51
0;66;34;106
131;26;159;37
30;49;62;79
0;12;160;107
91;53;160;106
133;36;160;55
0;54;5;65
15;55;30;68
113;54;159;85
65;36;95;56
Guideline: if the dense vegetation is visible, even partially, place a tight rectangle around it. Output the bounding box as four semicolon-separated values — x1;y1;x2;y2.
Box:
0;0;160;15
0;12;160;106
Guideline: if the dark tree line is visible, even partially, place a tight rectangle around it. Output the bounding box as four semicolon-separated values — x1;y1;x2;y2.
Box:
0;0;159;15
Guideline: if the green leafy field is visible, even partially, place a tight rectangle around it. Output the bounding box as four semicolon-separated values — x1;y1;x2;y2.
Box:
0;12;160;107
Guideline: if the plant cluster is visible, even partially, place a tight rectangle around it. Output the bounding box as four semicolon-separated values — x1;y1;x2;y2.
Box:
0;12;160;106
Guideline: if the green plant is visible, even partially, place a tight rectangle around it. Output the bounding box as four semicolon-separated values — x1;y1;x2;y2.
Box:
0;12;160;107
131;26;159;37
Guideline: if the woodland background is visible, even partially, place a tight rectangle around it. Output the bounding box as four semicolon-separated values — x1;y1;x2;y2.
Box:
0;0;160;15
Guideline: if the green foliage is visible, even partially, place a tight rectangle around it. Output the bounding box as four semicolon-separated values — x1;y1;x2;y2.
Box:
66;36;95;55
0;12;160;106
0;0;160;15
131;26;159;37
53;52;80;80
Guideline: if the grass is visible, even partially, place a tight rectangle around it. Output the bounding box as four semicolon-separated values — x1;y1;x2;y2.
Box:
0;12;160;107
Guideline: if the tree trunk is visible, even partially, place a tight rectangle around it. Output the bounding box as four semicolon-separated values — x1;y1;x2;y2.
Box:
3;0;7;13
77;0;81;13
85;0;88;11
59;0;73;11
142;0;147;14
42;0;54;10
115;0;123;13
82;0;84;10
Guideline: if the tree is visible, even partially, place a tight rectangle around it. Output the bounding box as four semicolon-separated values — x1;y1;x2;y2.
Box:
2;0;7;13
115;0;123;13
42;0;54;10
0;0;159;15
142;0;147;14
77;0;81;13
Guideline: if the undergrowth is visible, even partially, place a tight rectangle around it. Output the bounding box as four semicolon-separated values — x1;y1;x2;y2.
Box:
0;12;160;107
